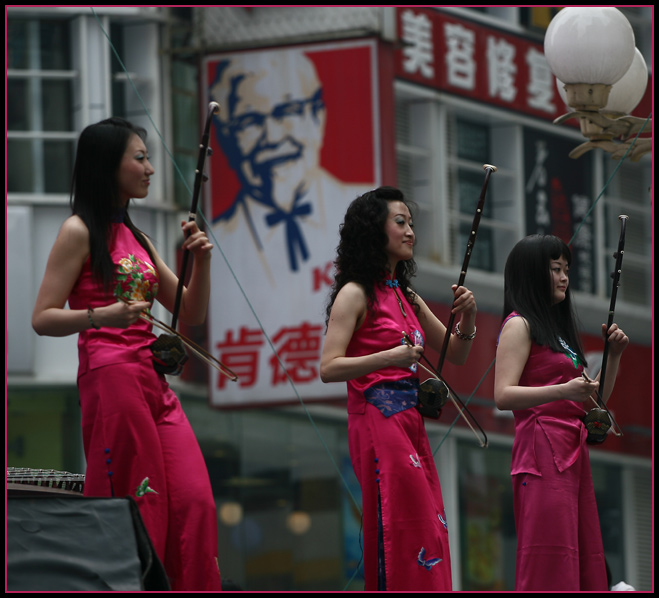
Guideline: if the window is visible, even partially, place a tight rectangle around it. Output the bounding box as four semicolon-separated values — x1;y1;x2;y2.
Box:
395;82;651;308
448;118;518;274
7;18;77;195
169;9;202;210
457;441;516;591
601;159;652;305
395;97;438;262
395;89;519;276
457;439;652;591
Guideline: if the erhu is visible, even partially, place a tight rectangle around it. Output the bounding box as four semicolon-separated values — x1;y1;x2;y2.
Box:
147;101;237;381
414;164;496;447
405;333;488;448
582;214;628;444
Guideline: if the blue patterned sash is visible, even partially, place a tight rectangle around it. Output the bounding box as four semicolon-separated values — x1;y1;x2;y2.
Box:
364;379;419;418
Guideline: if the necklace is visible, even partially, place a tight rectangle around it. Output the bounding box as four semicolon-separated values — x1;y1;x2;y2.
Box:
385;278;407;318
559;336;581;368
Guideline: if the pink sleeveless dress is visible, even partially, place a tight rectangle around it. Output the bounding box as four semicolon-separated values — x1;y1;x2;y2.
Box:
502;312;607;591
346;281;452;591
68;222;222;591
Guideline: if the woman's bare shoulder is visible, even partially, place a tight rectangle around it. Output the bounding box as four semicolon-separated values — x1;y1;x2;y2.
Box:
330;282;368;327
59;215;90;241
337;281;367;301
500;313;531;340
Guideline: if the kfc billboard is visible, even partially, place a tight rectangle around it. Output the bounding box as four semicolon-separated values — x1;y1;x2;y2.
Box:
203;40;382;406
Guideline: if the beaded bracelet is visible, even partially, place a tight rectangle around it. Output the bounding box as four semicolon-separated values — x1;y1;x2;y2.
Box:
454;322;476;341
87;307;100;330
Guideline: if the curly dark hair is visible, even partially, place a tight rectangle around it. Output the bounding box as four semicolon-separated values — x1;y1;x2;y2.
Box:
324;186;418;327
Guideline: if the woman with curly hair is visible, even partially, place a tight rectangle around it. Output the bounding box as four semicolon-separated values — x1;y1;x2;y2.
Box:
494;234;628;591
32;117;222;591
320;186;477;591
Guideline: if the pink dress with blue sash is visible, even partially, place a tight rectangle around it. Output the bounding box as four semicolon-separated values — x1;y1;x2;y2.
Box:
346;282;452;591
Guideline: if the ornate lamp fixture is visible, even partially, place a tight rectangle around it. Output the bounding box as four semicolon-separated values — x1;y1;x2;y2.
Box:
544;7;651;161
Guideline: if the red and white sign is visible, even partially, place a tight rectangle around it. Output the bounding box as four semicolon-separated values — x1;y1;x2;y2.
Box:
394;8;651;123
203;40;381;406
396;7;570;122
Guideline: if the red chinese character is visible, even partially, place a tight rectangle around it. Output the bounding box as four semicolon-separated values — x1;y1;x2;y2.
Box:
270;322;324;385
216;327;264;388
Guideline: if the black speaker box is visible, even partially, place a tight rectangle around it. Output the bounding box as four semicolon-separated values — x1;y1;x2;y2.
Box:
7;495;170;591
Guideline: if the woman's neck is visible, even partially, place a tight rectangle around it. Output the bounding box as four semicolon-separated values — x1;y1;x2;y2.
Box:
386;263;398;280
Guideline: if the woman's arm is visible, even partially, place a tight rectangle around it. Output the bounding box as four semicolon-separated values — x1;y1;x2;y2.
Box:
32;216;91;336
319;282;424;383
595;322;629;404
416;285;477;365
150;220;213;326
494;315;599;410
32;216;150;336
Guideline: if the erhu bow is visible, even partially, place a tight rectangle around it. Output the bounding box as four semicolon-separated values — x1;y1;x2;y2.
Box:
414;164;496;447
582;214;628;444
149;101;237;381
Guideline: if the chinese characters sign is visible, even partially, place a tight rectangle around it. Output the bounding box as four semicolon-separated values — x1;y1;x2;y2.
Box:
396;8;565;122
203;41;380;406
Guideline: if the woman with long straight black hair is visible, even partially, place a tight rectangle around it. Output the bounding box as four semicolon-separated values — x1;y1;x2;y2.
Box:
494;234;628;591
32;118;222;591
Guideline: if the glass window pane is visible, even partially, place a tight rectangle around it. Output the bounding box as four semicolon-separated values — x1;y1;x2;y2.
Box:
459;223;494;272
457;169;494;218
457;120;490;162
6;79;71;132
592;461;624;589
191;405;352;591
7;19;71;70
44;140;75;193
39;20;71;70
457;440;516;590
6;140;35;193
42;79;73;131
173;91;200;150
174;154;196;209
6;139;74;194
7;79;28;131
7;20;30;69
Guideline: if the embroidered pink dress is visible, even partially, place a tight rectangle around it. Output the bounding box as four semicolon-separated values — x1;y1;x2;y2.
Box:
501;312;608;591
346;281;452;591
68;222;222;591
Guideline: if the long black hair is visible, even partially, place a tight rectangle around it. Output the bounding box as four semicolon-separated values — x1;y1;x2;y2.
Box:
70;117;155;290
325;186;418;326
502;234;586;365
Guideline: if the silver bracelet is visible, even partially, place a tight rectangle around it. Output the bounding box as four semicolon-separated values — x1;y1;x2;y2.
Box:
454;322;476;341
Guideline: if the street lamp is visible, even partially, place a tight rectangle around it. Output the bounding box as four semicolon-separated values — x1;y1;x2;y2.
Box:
544;7;651;161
